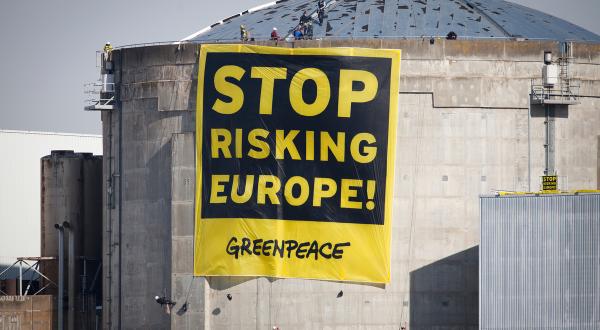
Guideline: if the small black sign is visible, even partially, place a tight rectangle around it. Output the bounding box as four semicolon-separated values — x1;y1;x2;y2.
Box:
542;175;558;191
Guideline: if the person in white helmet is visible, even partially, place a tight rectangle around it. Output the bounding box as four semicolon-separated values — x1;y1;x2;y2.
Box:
270;27;280;40
103;42;113;63
103;42;112;53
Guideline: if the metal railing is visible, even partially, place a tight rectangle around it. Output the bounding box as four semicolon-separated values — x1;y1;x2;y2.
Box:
0;257;57;296
530;79;580;105
107;35;568;51
84;81;115;111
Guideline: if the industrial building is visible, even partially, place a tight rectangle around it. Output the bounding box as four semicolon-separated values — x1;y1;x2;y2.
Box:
0;0;593;329
480;193;600;329
0;132;102;329
0;131;101;275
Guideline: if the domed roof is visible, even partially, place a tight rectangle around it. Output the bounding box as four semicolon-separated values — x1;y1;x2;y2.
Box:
183;0;600;43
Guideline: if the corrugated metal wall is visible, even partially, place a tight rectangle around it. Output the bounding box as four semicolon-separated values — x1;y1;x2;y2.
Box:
480;194;600;329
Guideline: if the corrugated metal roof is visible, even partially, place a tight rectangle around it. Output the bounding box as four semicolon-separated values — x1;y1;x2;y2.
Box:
0;129;101;138
184;0;600;43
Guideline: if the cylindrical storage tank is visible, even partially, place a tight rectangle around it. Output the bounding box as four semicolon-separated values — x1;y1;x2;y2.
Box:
101;2;600;328
80;153;103;329
82;153;103;261
41;150;84;295
104;38;600;329
40;150;102;328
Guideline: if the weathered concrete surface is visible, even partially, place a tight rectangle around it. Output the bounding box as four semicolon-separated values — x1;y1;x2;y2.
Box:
102;51;194;328
170;133;206;329
0;295;54;329
102;40;600;329
40;151;103;329
41;151;85;296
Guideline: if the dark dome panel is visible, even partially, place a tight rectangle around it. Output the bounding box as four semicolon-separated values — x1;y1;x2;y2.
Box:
474;0;600;42
183;0;600;43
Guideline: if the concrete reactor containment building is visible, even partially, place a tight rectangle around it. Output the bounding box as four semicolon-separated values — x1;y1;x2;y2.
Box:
92;0;600;329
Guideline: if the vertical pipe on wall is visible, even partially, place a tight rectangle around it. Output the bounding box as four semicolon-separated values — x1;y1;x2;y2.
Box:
65;221;75;330
117;49;123;330
105;104;113;329
56;224;64;330
528;95;531;191
544;104;556;176
545;104;549;175
81;259;87;313
18;262;22;296
548;106;555;175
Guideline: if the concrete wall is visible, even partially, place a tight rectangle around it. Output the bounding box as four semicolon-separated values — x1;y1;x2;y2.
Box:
102;39;600;329
0;295;54;329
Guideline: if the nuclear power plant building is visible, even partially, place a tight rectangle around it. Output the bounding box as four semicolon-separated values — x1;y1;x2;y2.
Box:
89;0;600;329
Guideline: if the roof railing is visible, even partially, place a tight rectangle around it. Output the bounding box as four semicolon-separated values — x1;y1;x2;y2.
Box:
110;35;571;50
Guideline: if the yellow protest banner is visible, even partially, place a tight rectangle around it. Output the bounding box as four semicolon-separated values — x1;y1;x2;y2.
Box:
194;44;401;283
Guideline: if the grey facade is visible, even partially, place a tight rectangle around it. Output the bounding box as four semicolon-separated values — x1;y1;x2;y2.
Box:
40;150;103;329
480;193;600;329
99;38;600;329
41;151;103;295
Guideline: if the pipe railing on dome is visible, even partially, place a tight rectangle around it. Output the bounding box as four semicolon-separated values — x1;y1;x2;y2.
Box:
111;36;571;50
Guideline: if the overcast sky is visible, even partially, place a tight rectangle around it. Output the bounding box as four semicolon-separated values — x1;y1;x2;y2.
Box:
0;0;598;135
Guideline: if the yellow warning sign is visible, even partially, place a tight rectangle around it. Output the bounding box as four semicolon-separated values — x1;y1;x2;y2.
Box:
542;175;558;191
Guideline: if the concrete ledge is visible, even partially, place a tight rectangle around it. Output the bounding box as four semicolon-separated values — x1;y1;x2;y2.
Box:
119;44;197;69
